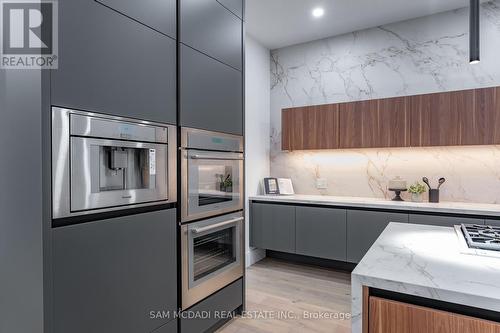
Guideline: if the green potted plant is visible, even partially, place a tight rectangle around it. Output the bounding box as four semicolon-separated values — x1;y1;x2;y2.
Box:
408;182;426;202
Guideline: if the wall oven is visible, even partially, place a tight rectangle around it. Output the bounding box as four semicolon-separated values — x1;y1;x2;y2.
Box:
181;211;244;309
52;107;177;219
181;128;244;222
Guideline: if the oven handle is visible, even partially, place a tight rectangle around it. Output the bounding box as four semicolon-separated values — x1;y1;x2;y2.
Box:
190;154;243;161
191;217;244;234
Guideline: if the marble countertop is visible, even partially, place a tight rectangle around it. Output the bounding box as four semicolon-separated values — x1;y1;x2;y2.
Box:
351;222;500;332
249;194;500;217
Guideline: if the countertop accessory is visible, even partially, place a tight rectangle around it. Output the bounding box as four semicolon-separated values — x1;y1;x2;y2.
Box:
264;178;280;195
388;188;407;201
429;189;440;203
422;177;432;190
408;182;426;202
388;177;407;201
277;178;295;195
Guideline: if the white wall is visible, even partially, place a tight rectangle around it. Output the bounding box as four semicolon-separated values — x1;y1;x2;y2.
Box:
245;35;270;266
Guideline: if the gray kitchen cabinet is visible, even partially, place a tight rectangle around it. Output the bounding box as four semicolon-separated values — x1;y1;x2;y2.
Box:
296;207;347;261
217;0;244;19
52;0;176;124
180;44;243;135
251;203;296;253
347;210;409;263
53;209;177;333
180;0;242;70
96;0;176;38
180;279;243;333
155;320;178;333
409;214;484;227
485;219;500;227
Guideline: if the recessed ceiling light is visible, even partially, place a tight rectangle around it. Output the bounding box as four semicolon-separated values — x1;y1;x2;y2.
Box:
312;7;324;18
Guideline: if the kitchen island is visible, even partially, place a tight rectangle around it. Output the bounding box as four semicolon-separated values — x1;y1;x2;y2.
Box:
351;222;500;333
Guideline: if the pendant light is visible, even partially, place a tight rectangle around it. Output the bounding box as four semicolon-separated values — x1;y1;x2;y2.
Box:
470;0;480;64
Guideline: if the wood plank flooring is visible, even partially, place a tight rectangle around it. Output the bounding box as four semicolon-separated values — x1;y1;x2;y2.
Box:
218;258;352;333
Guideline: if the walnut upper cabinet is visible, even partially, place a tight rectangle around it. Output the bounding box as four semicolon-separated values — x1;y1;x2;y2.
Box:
282;104;340;150
340;97;410;149
281;86;500;151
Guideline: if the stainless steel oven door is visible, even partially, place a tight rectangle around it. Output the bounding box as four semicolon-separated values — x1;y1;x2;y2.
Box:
181;212;244;309
181;150;244;222
70;137;168;212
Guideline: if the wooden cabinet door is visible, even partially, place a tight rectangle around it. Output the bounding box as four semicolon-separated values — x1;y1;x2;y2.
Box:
339;98;409;149
410;87;500;147
250;203;296;253
282;104;339;150
295;206;347;261
369;297;500;333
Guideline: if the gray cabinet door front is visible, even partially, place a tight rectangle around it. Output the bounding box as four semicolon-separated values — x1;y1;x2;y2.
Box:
181;0;242;70
485;219;500;227
409;214;484;227
251;203;296;253
180;45;243;135
52;0;176;124
96;0;177;38
53;209;177;333
296;207;347;261
347;210;408;263
217;0;244;19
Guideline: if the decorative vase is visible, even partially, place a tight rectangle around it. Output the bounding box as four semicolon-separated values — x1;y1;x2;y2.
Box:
411;193;423;202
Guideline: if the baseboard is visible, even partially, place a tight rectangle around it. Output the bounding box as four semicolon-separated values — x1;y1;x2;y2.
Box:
246;247;265;267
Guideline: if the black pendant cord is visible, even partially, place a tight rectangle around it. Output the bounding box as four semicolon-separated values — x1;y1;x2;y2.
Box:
470;0;480;64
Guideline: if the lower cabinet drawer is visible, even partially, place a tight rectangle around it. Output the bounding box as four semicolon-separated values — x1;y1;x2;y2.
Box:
181;279;243;333
409;214;484;227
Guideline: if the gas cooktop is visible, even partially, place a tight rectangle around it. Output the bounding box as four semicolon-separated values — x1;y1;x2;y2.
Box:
461;224;500;251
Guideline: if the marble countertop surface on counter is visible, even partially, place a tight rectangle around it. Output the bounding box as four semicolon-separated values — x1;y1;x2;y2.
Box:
351;222;500;333
249;194;500;217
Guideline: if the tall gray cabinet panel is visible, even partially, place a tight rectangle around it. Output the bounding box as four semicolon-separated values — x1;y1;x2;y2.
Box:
96;0;176;38
346;210;408;263
53;209;177;333
217;0;244;19
250;203;295;253
180;0;242;70
296;207;347;261
409;214;484;227
52;0;176;124
180;45;243;135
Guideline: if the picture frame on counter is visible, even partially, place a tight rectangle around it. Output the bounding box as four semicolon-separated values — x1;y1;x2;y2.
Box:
264;178;280;195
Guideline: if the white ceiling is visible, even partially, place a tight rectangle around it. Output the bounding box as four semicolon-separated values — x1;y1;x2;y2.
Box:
246;0;477;50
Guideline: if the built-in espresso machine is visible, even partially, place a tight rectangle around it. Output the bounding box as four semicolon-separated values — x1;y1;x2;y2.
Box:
51;107;177;219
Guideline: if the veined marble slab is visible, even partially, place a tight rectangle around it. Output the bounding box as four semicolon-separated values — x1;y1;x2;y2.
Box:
351;223;500;333
249;194;500;217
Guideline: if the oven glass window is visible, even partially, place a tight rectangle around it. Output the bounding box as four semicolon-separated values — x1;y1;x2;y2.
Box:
193;228;236;281
197;164;235;206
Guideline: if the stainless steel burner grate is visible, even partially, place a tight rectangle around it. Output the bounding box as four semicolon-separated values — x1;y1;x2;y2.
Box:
461;224;500;251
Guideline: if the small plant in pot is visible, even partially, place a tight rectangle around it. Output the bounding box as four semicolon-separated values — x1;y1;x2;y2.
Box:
408;182;426;202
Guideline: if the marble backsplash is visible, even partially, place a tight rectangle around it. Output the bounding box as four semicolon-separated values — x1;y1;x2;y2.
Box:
270;1;500;204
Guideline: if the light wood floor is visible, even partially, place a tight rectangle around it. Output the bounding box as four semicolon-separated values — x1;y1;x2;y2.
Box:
218;258;352;333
